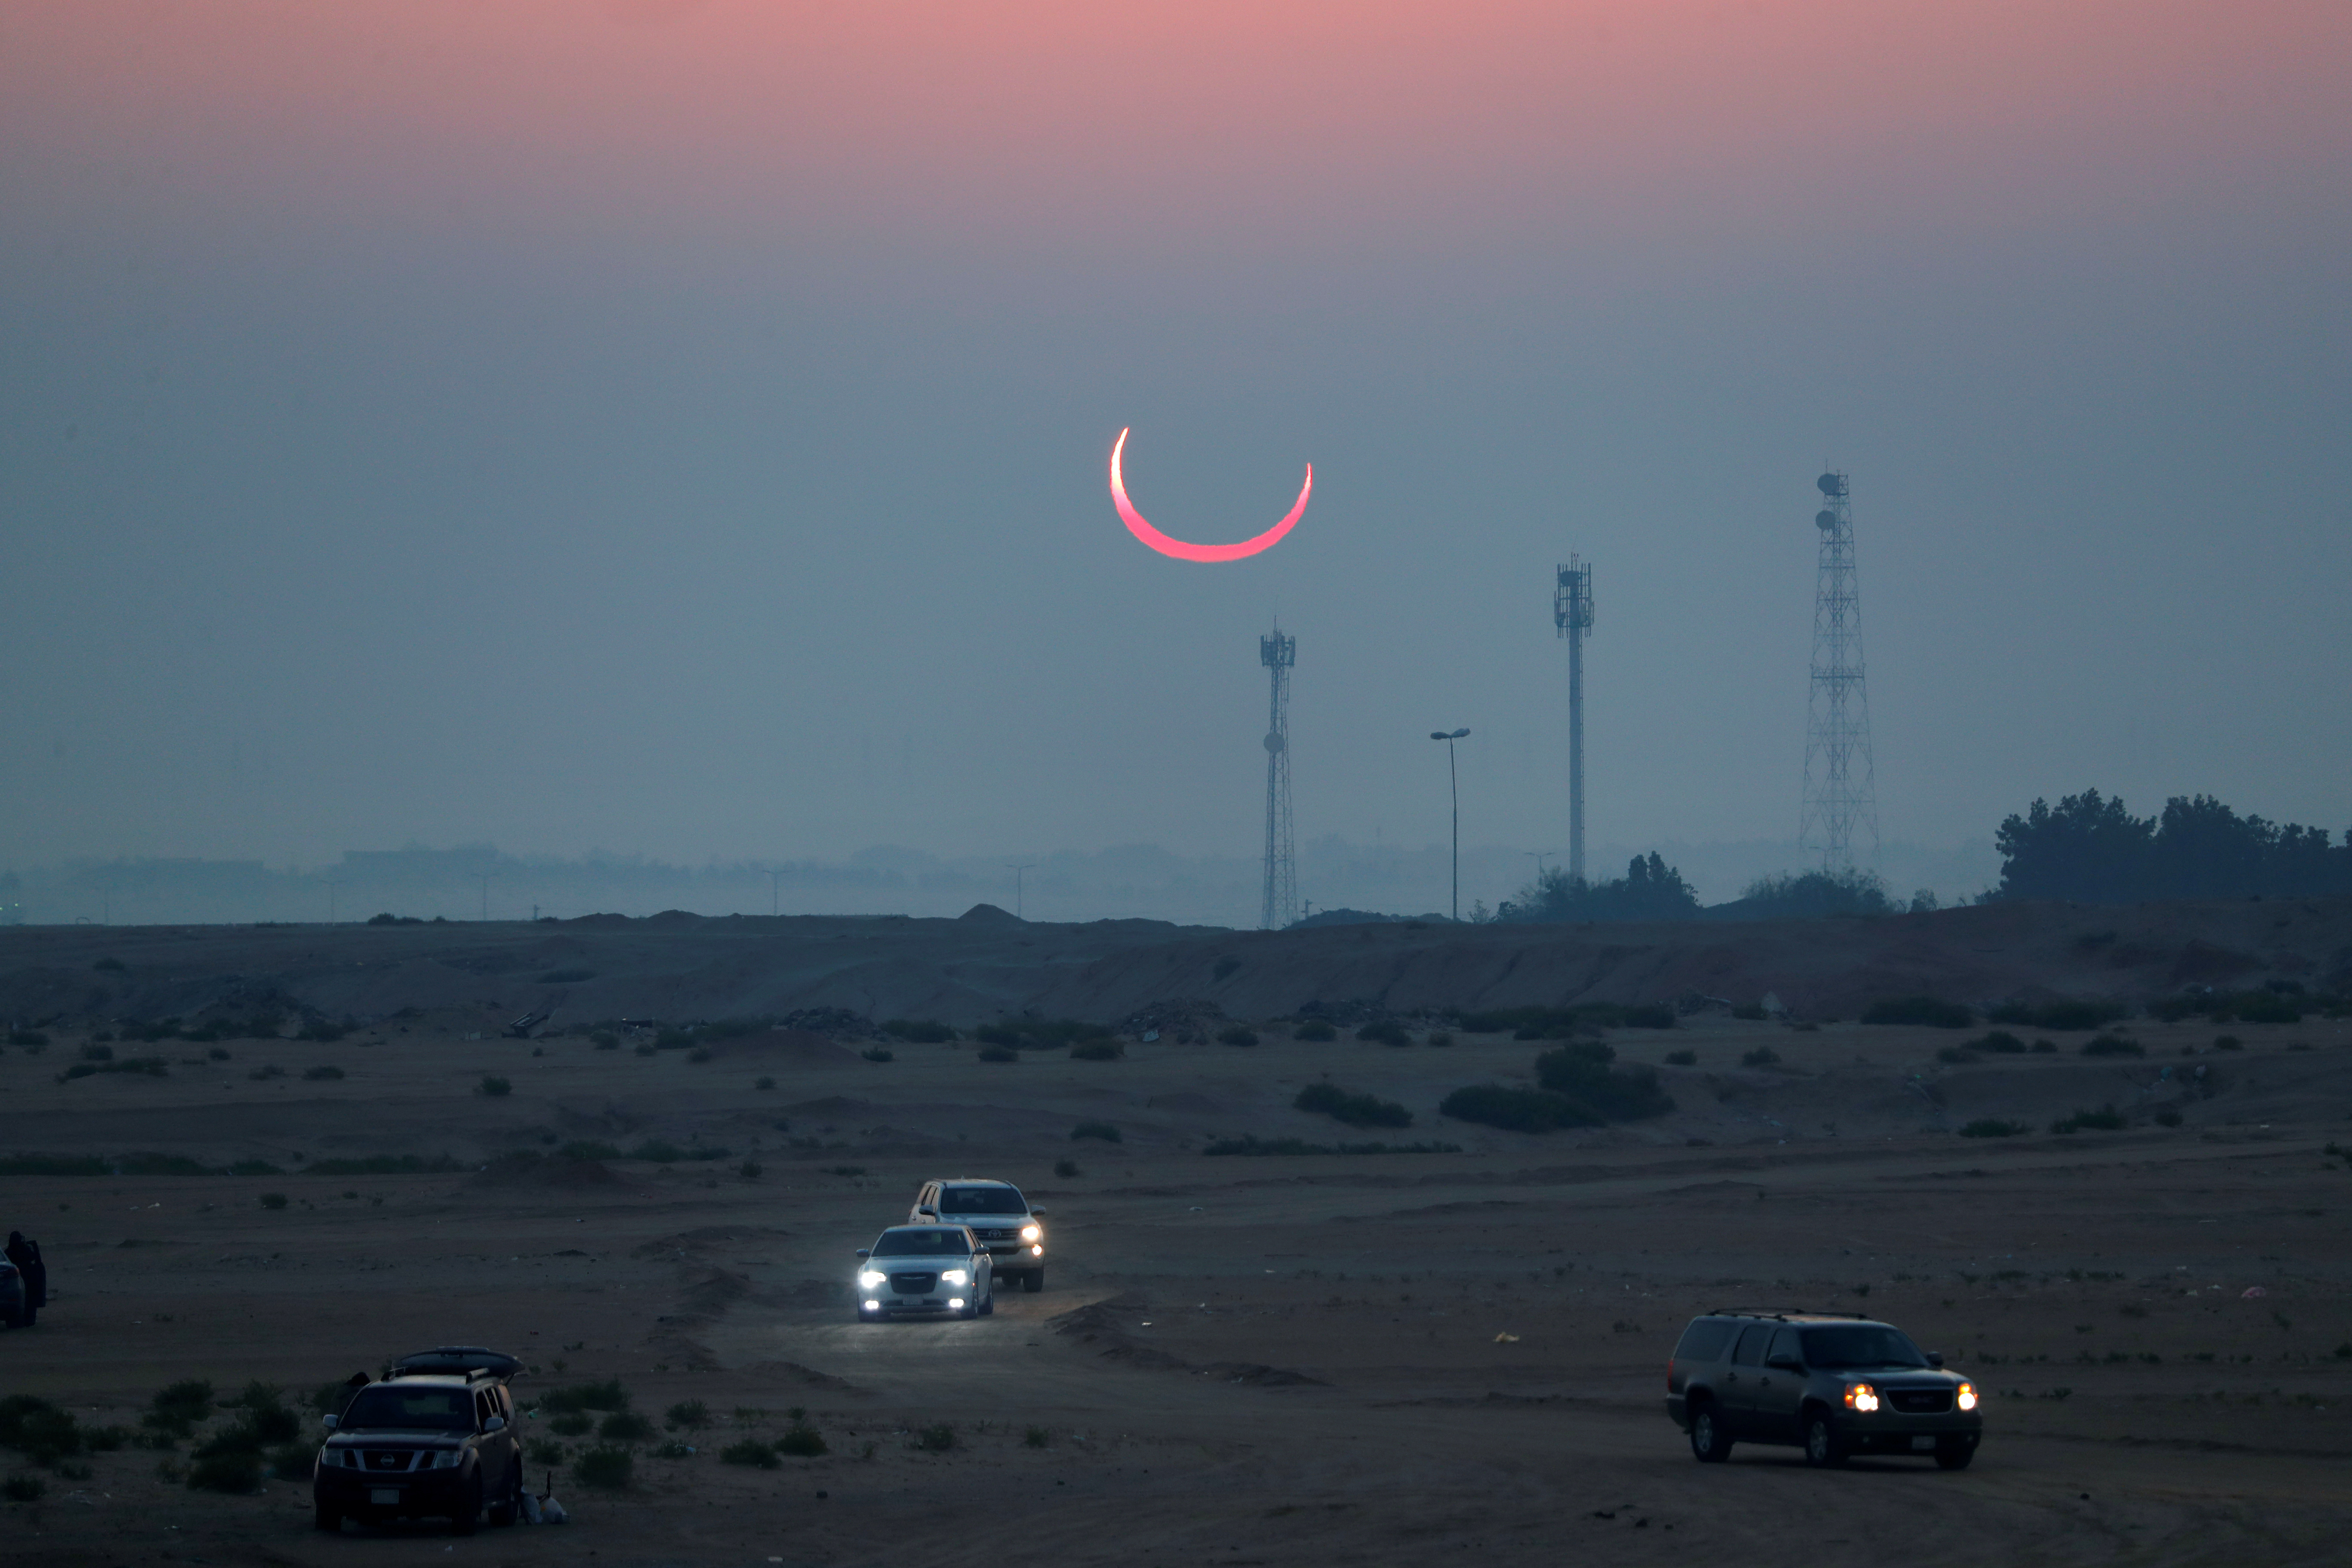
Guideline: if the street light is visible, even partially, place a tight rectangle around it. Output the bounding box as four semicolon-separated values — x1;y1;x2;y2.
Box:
1007;864;1036;921
1428;728;1470;922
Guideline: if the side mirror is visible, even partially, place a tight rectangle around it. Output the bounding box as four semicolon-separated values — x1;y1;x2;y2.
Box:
854;1248;870;1258
1766;1354;1803;1372
916;1206;937;1217
483;1415;506;1434
1029;1207;1048;1216
321;1414;339;1431
1926;1351;1945;1368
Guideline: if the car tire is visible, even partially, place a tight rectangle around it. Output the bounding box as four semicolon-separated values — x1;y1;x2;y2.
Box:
486;1462;521;1526
1688;1401;1733;1464
1801;1411;1847;1468
1022;1269;1044;1293
979;1286;995;1317
450;1475;482;1535
1933;1440;1976;1471
314;1501;343;1533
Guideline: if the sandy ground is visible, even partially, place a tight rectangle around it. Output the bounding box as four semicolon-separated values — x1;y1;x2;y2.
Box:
4;1004;2351;1566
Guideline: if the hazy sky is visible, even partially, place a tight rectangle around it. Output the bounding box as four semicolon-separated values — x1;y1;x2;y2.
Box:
4;0;2348;877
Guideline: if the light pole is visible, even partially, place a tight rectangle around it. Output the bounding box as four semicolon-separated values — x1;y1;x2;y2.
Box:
325;878;342;925
475;872;494;922
1007;864;1036;921
1428;728;1470;921
766;867;787;917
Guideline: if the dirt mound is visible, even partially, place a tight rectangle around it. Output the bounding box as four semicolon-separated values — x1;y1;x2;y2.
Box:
960;902;1021;924
677;1265;753;1317
464;1152;625;1189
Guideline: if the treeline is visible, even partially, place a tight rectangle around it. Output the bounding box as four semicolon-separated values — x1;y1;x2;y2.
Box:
1492;857;1923;924
1996;790;2352;902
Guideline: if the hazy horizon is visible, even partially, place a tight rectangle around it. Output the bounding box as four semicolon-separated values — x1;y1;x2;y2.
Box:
5;3;2346;882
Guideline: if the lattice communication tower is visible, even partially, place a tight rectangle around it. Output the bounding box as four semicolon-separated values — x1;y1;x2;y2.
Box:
1259;627;1297;930
1553;557;1594;882
1799;471;1877;871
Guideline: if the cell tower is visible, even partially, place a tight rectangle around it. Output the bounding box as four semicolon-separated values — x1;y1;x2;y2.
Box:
1259;627;1297;931
1799;470;1877;871
1553;557;1594;882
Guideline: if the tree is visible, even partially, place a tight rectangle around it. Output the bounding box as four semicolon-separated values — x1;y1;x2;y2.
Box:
1501;853;1700;923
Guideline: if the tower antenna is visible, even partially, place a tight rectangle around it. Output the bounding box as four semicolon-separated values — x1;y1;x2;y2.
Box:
1799;469;1877;871
1259;626;1297;930
1553;556;1594;883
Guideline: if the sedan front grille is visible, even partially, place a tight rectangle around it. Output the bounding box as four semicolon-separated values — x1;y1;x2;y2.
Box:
889;1272;937;1295
1887;1388;1954;1414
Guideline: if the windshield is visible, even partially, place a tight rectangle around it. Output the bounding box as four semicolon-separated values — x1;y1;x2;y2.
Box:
872;1228;974;1257
938;1186;1027;1216
1801;1325;1930;1371
342;1386;473;1431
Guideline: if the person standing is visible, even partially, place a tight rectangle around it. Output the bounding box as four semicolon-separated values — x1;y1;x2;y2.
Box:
4;1231;43;1326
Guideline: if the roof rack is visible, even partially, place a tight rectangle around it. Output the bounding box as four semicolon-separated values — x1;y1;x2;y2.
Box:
1706;1308;1875;1322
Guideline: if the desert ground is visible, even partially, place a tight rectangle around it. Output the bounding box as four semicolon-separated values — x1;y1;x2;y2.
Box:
3;908;2350;1567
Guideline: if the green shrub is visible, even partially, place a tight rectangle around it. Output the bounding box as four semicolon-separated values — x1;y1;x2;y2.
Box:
1216;1026;1259;1047
1861;996;1973;1028
1742;1046;1780;1068
573;1446;633;1489
1294;1082;1412;1129
1959;1119;2029;1138
1534;1042;1674;1121
1071;1121;1122;1143
1024;1426;1050;1449
2052;1105;2127;1134
599;1412;654;1442
1355;1020;1411;1047
548;1413;592;1437
913;1424;956;1453
149;1381;213;1437
478;1074;512;1096
1292;1020;1336;1041
186;1449;263;1492
884;1019;955;1043
2081;1035;2144;1057
650;1439;692;1459
738;1160;763;1180
977;1044;1017;1063
539;1379;629;1414
665;1400;709;1430
1438;1084;1599;1133
1968;1031;2028;1054
775;1426;827;1457
1069;1038;1122;1060
1664;1050;1697;1066
721;1438;780;1468
0;1395;83;1465
302;1064;345;1081
860;1046;894;1062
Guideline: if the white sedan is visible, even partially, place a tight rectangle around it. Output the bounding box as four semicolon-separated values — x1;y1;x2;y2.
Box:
854;1225;994;1320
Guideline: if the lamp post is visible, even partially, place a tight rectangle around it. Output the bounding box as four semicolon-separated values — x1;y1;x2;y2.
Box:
1007;864;1036;921
766;867;787;917
1428;728;1470;921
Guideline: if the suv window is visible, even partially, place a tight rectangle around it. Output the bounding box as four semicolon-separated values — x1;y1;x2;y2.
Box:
1731;1324;1772;1366
938;1186;1027;1216
1801;1324;1929;1369
1673;1320;1736;1362
1767;1326;1802;1364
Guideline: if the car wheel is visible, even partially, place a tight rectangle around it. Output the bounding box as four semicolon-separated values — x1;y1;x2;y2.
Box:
486;1462;521;1526
1933;1439;1976;1471
1688;1401;1733;1464
1022;1268;1044;1293
450;1475;482;1535
1802;1411;1847;1468
979;1286;995;1317
313;1501;343;1533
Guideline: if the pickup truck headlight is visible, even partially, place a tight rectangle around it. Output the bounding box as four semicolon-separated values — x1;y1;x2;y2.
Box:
941;1269;969;1286
429;1449;464;1469
1842;1383;1880;1413
1020;1224;1042;1243
858;1271;886;1289
1956;1382;1978;1412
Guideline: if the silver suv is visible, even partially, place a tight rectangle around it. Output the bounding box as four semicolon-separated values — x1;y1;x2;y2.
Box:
908;1178;1049;1292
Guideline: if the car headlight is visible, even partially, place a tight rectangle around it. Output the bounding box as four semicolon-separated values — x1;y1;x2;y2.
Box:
1957;1382;1978;1412
942;1268;969;1286
858;1271;886;1289
431;1449;464;1469
1843;1382;1880;1413
1020;1223;1042;1243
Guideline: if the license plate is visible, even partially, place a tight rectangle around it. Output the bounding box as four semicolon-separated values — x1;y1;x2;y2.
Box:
370;1488;401;1505
1911;1436;1936;1451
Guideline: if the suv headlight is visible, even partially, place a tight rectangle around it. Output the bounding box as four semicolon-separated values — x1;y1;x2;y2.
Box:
1957;1382;1978;1412
430;1449;464;1469
1843;1382;1880;1413
858;1270;886;1289
942;1268;969;1286
1020;1223;1042;1243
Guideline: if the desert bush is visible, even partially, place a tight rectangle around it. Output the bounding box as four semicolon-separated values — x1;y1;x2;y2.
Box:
0;1395;83;1466
478;1074;512;1096
1024;1425;1050;1448
1216;1025;1259;1047
2214;1035;2242;1050
1959;1119;2029;1138
186;1449;262;1492
1861;996;1974;1029
738;1160;763;1180
1071;1121;1122;1142
1355;1020;1411;1047
1292;1020;1336;1041
665;1400;709;1430
1534;1041;1674;1121
1664;1049;1697;1066
1438;1084;1599;1133
573;1446;634;1489
1294;1082;1412;1129
2081;1035;2145;1057
548;1412;592;1437
1969;1031;2028;1054
2052;1105;2127;1134
650;1439;692;1459
1069;1038;1122;1060
3;1475;43;1502
686;1047;713;1063
913;1424;956;1453
1988;999;2127;1031
1742;1046;1780;1067
539;1379;630;1415
258;1192;288;1210
1054;1158;1081;1178
975;1044;1017;1063
208;1046;230;1061
302;1064;344;1081
591;1031;620;1049
599;1412;654;1442
149;1381;214;1439
884;1019;955;1043
1425;1030;1454;1047
722;1438;780;1467
775;1426;827;1457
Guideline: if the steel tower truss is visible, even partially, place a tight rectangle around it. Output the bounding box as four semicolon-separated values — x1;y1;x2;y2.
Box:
1259;629;1297;931
1554;557;1594;883
1800;471;1877;871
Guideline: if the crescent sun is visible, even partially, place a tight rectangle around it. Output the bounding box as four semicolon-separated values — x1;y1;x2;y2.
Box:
1110;427;1311;562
